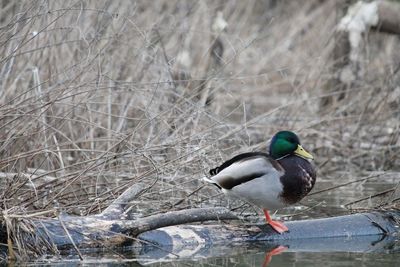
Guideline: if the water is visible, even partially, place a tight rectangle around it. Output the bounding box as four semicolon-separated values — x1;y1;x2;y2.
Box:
37;238;400;266
180;251;400;267
137;252;399;267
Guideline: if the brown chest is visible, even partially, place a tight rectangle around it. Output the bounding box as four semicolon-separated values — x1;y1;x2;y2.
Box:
277;157;317;205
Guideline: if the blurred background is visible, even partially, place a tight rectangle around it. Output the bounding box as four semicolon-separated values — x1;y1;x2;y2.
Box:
0;0;399;230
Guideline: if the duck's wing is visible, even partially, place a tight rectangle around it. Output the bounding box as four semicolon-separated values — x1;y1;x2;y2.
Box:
207;153;284;190
209;152;269;175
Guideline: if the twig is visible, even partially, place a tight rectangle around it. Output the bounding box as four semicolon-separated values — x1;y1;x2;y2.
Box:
123;207;238;236
308;173;384;196
281;201;324;218
58;215;84;260
6;209;56;219
99;183;145;218
345;188;396;208
172;185;205;207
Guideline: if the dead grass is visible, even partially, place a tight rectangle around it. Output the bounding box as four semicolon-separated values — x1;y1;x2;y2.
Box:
0;0;399;260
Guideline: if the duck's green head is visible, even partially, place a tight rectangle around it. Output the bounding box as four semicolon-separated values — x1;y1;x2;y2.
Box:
269;131;314;160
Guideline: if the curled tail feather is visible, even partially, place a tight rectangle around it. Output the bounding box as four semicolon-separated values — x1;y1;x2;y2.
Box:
202;176;222;190
209;167;220;176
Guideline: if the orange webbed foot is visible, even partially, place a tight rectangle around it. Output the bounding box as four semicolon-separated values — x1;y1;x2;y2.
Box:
268;220;289;234
263;209;289;234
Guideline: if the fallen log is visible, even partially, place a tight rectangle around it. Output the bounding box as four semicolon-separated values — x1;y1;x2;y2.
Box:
136;211;400;261
33;207;238;250
139;211;399;243
21;208;400;258
2;182;400;260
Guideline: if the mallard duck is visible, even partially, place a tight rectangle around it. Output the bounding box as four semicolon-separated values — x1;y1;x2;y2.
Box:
204;131;316;234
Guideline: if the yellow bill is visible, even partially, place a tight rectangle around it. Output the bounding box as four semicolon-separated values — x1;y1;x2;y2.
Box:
294;145;314;160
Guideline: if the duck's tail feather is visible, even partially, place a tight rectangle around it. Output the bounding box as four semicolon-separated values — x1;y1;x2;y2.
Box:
202;176;215;183
202;176;222;190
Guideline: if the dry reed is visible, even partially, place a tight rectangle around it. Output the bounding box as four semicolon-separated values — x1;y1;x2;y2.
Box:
0;0;399;260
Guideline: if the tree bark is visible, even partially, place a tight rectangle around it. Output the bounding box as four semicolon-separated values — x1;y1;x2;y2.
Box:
320;0;400;111
28;209;400;250
374;1;400;35
137;211;400;260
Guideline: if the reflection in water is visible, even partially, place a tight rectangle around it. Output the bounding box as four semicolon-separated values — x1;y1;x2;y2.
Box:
261;245;287;267
40;250;400;267
31;234;399;266
136;234;399;266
